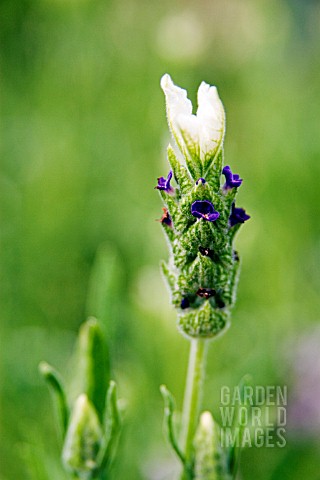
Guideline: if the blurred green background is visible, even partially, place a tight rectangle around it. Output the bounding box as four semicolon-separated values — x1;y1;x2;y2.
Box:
1;0;320;478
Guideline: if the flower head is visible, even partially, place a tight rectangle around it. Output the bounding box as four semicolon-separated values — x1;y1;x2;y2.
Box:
222;165;243;190
229;203;250;227
157;74;250;339
191;200;220;222
155;170;174;194
160;74;225;162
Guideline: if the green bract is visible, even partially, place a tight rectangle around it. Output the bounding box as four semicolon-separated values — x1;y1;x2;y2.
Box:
159;75;247;339
40;318;121;480
194;411;231;480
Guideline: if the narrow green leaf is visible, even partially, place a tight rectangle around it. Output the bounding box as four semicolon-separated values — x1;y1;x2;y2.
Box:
86;244;122;335
39;361;69;439
77;318;110;423
160;385;188;470
98;380;121;472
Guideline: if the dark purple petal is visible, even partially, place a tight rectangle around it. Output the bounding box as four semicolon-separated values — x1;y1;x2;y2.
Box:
233;250;240;261
155;170;174;194
196;178;206;185
191;200;220;222
229;203;250;227
159;208;172;227
180;298;190;309
222;165;243;190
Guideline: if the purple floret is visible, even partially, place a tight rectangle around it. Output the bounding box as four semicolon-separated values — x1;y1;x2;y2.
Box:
222;165;243;190
180;298;190;309
155;170;174;194
196;178;206;185
159;208;173;227
191;200;220;222
229;203;250;227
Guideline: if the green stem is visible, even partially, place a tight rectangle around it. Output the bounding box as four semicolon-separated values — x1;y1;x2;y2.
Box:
179;338;208;479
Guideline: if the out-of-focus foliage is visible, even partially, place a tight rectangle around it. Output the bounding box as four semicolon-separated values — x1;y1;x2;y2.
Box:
0;0;319;478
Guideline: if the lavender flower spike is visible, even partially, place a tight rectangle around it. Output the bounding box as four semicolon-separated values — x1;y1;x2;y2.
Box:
158;75;250;340
229;203;250;227
222;165;243;190
191;200;220;222
155;170;174;194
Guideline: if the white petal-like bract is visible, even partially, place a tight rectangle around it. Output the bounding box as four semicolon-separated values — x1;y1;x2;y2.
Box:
160;74;225;164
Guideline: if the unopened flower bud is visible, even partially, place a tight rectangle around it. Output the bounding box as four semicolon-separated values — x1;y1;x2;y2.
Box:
62;394;102;477
194;411;229;480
